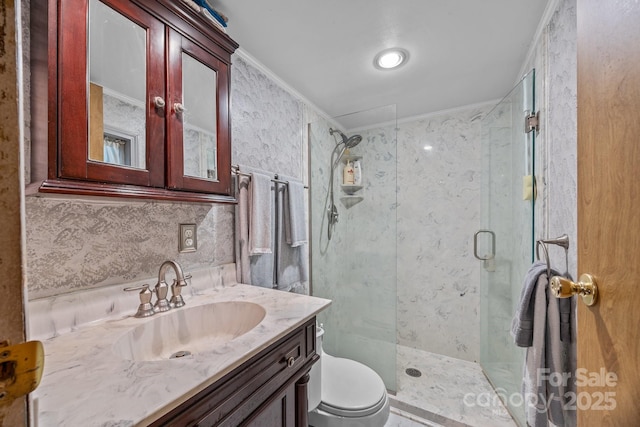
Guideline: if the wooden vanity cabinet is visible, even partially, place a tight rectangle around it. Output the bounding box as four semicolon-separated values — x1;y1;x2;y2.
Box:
30;0;238;203
149;318;317;427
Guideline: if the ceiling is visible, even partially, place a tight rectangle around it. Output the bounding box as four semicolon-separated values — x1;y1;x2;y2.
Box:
215;0;550;126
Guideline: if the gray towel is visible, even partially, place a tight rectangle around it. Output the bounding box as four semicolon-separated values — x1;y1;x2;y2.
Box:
513;261;577;427
275;183;308;293
523;274;576;427
511;261;572;346
235;166;275;288
248;171;273;255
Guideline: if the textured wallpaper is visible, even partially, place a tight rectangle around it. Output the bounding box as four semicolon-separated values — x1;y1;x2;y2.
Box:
25;198;234;299
231;56;304;179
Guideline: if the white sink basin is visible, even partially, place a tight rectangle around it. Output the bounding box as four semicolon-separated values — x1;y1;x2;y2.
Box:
112;301;266;361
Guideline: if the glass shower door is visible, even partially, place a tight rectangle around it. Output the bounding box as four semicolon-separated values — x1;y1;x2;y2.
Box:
308;105;397;392
478;70;535;426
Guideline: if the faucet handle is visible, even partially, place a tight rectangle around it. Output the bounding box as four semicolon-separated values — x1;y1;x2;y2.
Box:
170;274;191;308
177;273;192;287
124;284;155;318
153;281;172;313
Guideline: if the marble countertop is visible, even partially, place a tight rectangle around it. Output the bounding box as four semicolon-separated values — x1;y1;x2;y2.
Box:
32;283;331;426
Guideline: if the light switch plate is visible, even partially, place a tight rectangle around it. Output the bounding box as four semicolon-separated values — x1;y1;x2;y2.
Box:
179;223;197;253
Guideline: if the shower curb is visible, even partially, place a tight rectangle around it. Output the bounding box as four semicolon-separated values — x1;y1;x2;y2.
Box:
389;397;471;427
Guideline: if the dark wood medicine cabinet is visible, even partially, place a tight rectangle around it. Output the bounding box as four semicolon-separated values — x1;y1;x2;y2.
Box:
29;0;239;203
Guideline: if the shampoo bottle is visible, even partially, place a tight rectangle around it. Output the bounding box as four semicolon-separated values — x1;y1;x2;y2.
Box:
353;160;362;185
343;160;355;185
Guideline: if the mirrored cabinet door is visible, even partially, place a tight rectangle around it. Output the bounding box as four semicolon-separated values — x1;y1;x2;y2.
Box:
167;29;231;195
58;0;165;187
88;0;147;170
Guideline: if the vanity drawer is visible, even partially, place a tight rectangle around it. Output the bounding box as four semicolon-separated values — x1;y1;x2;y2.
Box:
150;317;317;426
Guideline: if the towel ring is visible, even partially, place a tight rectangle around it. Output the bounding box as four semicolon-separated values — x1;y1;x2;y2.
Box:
536;234;570;277
536;240;552;277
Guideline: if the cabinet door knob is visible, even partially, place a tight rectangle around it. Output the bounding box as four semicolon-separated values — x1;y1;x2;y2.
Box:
153;96;166;109
173;103;186;114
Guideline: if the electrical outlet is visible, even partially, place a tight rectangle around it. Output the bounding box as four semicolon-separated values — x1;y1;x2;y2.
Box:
179;224;197;253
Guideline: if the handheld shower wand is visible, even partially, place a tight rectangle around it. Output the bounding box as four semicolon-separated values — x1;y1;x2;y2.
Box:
325;128;363;240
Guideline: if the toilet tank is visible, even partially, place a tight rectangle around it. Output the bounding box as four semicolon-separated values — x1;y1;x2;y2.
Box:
308;324;324;411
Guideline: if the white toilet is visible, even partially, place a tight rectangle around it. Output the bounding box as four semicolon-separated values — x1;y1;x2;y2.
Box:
308;326;390;427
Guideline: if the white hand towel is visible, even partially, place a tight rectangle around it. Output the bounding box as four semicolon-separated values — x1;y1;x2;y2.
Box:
234;175;251;284
281;176;307;247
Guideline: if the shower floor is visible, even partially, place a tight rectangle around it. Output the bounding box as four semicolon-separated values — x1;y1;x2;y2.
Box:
388;345;518;427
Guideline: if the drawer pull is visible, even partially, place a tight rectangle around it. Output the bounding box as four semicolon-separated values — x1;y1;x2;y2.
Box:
286;357;295;368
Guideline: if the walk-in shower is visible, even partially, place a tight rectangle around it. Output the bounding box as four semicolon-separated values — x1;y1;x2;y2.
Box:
308;93;533;424
325;128;362;241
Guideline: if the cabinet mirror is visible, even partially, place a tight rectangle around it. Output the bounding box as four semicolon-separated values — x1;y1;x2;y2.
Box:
88;0;147;169
182;52;218;181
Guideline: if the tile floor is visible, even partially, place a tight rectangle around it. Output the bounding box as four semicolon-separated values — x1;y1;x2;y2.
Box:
385;345;519;427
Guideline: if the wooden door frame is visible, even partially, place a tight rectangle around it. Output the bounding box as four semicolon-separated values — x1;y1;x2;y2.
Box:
0;0;28;425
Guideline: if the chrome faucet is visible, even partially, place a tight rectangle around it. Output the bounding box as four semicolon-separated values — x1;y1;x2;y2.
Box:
157;260;190;310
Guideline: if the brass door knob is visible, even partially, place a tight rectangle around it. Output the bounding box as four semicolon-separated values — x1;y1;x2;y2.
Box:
550;274;598;306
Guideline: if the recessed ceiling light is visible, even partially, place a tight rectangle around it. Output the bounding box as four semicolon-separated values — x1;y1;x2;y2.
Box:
374;48;409;70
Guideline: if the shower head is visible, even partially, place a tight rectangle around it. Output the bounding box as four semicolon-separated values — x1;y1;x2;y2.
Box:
329;128;363;149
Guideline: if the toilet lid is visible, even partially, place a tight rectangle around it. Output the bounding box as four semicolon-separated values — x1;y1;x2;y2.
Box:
319;355;387;417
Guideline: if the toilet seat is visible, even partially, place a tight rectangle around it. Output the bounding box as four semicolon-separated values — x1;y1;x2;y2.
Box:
318;354;387;417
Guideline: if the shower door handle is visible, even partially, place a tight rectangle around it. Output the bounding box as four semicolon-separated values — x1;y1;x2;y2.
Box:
474;230;496;271
474;230;495;260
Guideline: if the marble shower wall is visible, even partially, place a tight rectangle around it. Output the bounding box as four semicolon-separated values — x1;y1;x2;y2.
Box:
522;0;577;276
396;106;490;362
25;54;305;299
544;0;577;276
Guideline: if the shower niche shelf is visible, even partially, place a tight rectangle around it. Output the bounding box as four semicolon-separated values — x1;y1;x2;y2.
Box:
341;184;363;195
339;154;363;207
340;196;363;208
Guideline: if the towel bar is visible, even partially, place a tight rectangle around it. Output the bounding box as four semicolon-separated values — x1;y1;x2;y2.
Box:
231;164;309;188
